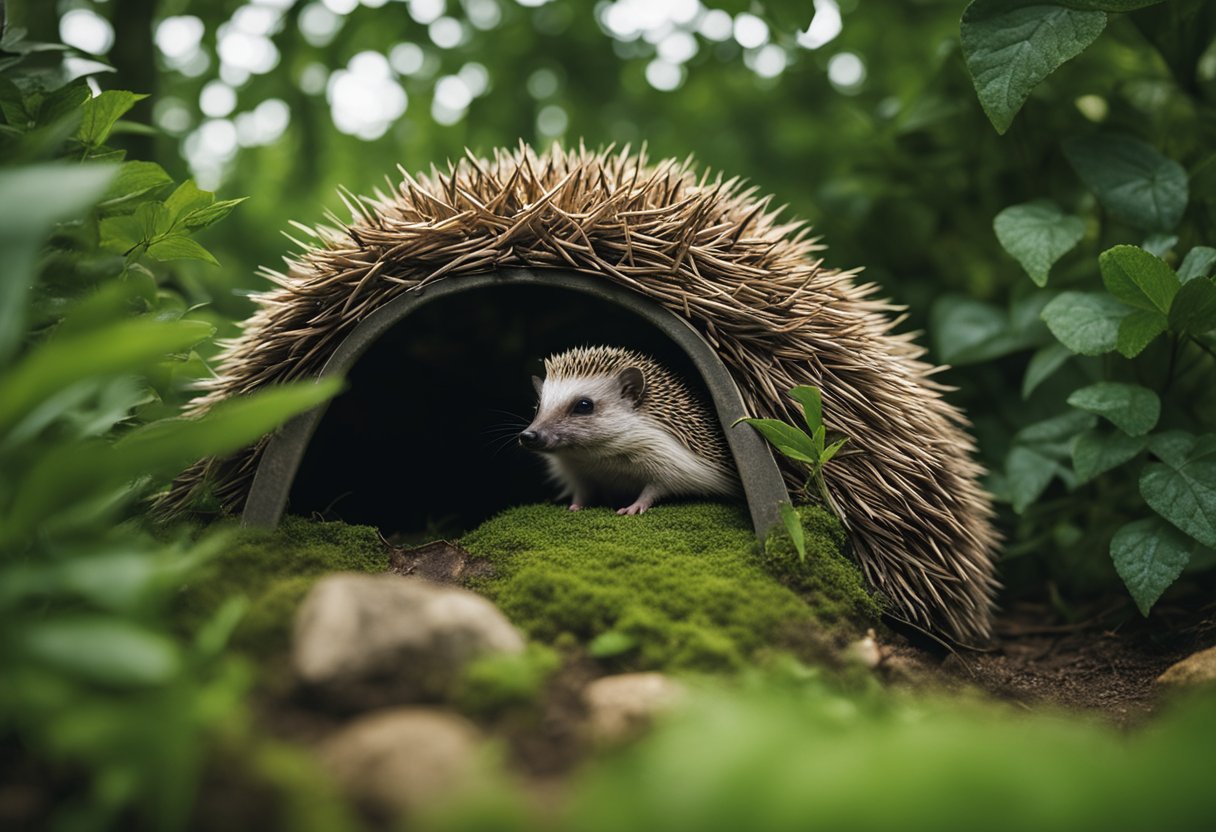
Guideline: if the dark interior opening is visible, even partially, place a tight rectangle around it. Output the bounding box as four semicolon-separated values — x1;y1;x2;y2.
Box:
287;283;716;539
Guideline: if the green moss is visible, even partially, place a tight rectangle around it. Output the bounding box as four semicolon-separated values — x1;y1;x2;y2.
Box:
759;505;883;625
460;502;860;672
454;643;561;714
177;516;389;657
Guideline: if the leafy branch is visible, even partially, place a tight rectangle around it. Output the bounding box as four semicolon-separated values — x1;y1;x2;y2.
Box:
734;386;848;560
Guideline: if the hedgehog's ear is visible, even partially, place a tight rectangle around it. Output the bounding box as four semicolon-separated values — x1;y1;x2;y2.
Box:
618;367;645;407
531;375;543;396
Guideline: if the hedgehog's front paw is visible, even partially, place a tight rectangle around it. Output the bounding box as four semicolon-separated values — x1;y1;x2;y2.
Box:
616;500;653;516
568;503;583;512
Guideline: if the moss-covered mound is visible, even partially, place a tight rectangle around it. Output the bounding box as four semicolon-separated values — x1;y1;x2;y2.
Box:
177;517;388;655
460;502;875;672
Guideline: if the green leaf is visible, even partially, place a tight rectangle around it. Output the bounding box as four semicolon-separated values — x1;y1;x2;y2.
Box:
961;0;1106;134
787;386;823;434
1007;445;1060;513
1177;246;1216;283
146;235;220;266
1063;134;1188;232
1168;278;1216;336
1147;430;1198;468
20;617;181;686
99;161;172;208
1016;410;1097;447
1098;245;1179;314
0;318;214;436
77;90;146;147
993;200;1085;286
113;378;344;481
1141;233;1177;258
821;438;848;464
931;295;1047;364
779;501;807;563
1022;343;1072;398
0;163;117;364
1062;0;1162;8
99;213;146;254
588;630;637;658
734;417;819;465
163;179;215;226
1111;518;1193;616
1041;291;1128;355
1116;310;1167;358
1139;436;1216;547
1066;382;1160;436
1072;428;1145;483
179;197;248;230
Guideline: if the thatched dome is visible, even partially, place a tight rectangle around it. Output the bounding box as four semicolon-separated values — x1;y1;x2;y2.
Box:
163;144;998;643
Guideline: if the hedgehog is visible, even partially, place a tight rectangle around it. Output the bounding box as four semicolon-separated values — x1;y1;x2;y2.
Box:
159;144;999;645
521;346;738;514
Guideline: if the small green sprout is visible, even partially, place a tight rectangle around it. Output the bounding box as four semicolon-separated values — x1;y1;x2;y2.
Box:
734;386;849;561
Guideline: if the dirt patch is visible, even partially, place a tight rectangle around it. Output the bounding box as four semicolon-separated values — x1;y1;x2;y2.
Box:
387;540;497;583
931;596;1216;725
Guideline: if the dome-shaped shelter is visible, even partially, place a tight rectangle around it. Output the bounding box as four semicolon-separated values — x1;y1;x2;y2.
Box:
162;144;998;644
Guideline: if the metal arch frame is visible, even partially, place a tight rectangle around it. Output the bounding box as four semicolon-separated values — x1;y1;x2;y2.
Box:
241;268;788;537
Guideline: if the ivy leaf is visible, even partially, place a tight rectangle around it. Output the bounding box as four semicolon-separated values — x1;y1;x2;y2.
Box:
961;0;1107;134
1066;382;1160;436
1116;310;1167;358
779;501;807;563
1041;291;1128;355
1177;246;1216;283
733;418;818;465
993;200;1085;286
1022;343;1072;399
1063;133;1188;232
1072;428;1145;483
77;90;146;147
1098;245;1179;314
1007;445;1061;513
1168;278;1216;336
1111;518;1194;617
99;214;145;254
1139;436;1216;547
146;236;220;266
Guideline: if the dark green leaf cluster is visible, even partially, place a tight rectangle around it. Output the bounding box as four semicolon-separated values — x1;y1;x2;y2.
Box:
957;2;1216;615
0;30;338;830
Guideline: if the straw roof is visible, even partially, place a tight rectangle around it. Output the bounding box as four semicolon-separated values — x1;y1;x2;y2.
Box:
161;144;998;644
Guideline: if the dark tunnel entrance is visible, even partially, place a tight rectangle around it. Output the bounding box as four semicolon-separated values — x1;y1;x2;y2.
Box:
285;283;724;538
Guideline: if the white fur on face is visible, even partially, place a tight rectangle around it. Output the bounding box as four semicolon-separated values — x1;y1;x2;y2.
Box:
526;373;738;504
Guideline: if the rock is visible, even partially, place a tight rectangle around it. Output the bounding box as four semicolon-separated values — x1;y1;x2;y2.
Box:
582;672;685;744
845;629;882;669
1157;646;1216;688
320;707;483;818
293;573;525;710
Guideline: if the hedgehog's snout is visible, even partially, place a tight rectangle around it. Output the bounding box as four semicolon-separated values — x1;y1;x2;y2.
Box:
519;429;543;450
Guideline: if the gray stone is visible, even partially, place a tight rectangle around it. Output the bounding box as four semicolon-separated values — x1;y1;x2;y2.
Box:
293;573;524;710
320;707;483;818
1157;646;1216;688
582;672;685;744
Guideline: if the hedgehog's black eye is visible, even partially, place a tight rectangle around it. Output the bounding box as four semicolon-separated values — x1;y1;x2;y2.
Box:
572;398;594;415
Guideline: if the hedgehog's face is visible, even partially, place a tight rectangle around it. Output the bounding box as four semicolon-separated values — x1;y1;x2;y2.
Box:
520;367;645;455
